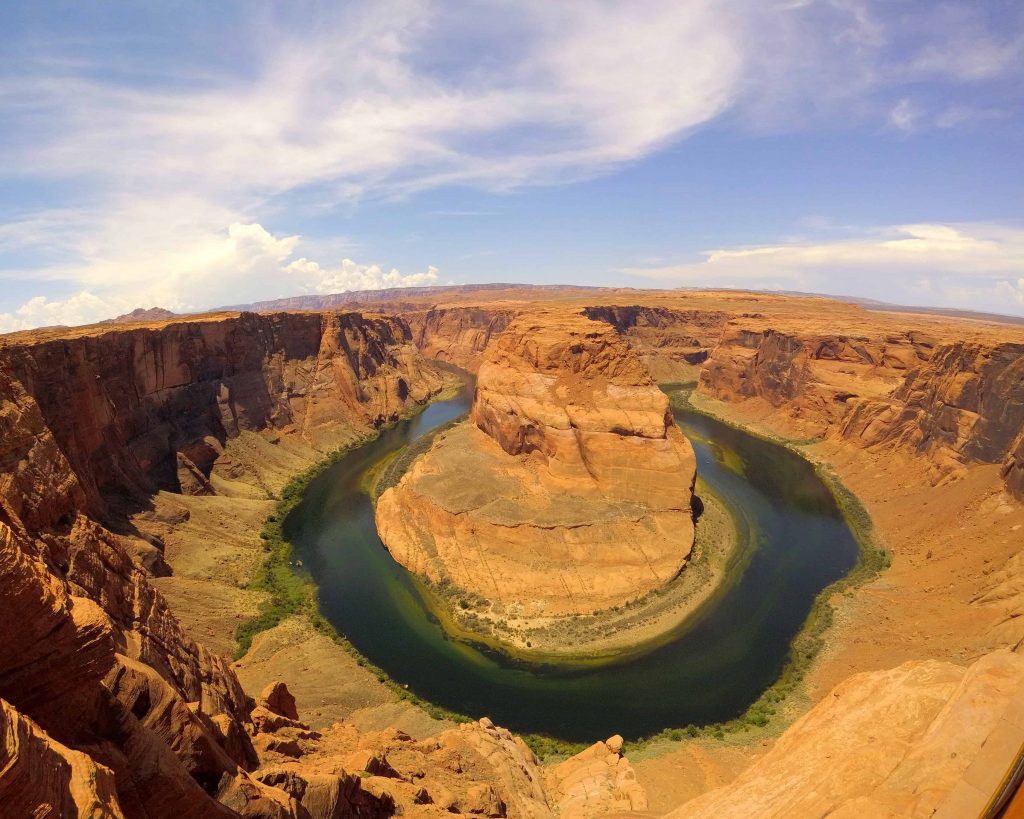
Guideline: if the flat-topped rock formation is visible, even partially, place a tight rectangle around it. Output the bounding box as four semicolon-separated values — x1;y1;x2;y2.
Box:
376;312;697;617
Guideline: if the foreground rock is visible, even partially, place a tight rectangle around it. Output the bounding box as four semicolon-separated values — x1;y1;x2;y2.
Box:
246;683;648;819
0;310;445;817
376;312;697;617
671;650;1024;818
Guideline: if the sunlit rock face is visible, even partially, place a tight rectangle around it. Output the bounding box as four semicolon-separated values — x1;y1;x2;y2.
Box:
376;312;697;617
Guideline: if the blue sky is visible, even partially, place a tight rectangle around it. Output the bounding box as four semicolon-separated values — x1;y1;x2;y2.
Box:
0;0;1021;329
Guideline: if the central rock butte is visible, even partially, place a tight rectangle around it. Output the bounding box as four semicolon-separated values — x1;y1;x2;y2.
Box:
375;312;698;618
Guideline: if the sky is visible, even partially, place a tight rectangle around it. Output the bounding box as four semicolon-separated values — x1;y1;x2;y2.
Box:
0;0;1021;331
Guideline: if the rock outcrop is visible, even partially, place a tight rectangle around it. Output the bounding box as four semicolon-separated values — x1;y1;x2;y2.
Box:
376;312;697;617
0;310;445;817
244;696;648;819
0;696;126;819
671;650;1024;818
699;318;1024;496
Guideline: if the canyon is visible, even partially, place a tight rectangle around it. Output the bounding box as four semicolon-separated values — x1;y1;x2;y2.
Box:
1;286;1023;818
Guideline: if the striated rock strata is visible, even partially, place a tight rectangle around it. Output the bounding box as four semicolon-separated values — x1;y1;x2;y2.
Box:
582;304;731;381
700;318;1024;497
0;311;445;817
376;312;697;617
406;306;518;371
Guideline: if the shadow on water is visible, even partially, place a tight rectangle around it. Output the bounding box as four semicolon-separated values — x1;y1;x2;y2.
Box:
286;382;859;742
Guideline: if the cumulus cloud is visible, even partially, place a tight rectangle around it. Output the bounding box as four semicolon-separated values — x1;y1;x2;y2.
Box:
622;222;1024;314
0;220;437;332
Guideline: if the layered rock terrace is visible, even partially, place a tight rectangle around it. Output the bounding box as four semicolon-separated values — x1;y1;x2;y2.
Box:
376;312;697;617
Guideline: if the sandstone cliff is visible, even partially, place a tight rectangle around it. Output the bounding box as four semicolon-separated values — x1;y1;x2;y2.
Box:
581;304;731;381
405;306;517;371
699;317;1024;497
376;312;697;618
0;310;441;512
0;311;445;817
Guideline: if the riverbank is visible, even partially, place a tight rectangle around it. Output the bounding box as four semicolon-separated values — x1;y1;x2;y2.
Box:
170;370;880;751
395;473;746;661
362;399;748;661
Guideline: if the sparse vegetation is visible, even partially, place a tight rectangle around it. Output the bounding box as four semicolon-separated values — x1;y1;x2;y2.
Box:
236;375;891;761
624;383;892;754
233;437;375;658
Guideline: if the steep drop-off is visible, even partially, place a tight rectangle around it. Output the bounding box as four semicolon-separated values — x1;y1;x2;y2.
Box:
0;311;448;817
581;305;731;381
405;306;518;371
3;287;1024;818
699;318;1024;496
376;312;697;618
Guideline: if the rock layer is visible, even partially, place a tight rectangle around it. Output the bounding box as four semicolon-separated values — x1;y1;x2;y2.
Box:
376;312;697;617
699;318;1024;496
0;310;445;817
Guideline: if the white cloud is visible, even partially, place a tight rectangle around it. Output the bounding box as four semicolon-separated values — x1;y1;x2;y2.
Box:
0;1;1021;330
995;278;1024;305
622;222;1024;314
888;98;918;132
286;257;439;294
0;220;437;332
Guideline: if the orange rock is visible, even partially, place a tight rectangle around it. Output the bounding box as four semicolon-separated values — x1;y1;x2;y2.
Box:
377;312;697;617
259;681;300;722
671;650;1024;818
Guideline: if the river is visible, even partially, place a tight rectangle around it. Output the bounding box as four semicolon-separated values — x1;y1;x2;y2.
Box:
286;381;859;741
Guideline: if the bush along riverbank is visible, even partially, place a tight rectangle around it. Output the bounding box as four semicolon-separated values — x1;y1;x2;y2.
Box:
233;378;889;761
625;384;891;754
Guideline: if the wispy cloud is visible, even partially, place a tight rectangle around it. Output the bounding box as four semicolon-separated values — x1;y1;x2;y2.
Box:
622;222;1024;314
0;1;1021;328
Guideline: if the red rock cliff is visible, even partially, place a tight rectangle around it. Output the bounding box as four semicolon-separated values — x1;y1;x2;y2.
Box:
0;311;444;817
699;318;1024;495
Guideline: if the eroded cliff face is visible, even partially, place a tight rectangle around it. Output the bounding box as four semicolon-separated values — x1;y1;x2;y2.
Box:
0;311;446;818
841;341;1024;487
376;312;697;618
405;306;517;371
0;311;440;514
699;319;1024;496
581;305;731;381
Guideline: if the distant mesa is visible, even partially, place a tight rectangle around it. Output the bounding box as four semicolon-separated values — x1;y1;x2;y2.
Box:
102;306;177;324
375;311;698;619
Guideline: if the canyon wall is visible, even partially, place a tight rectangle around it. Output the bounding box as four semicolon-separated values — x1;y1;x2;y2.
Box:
698;318;1024;495
581;305;731;381
0;311;445;817
0;311;441;513
376;312;697;618
405;306;518;371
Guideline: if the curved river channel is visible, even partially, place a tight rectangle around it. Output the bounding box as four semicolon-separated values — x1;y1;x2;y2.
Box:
286;382;859;742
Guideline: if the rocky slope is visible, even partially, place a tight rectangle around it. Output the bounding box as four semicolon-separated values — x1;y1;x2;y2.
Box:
376;312;697;618
0;310;448;817
671;650;1024;818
